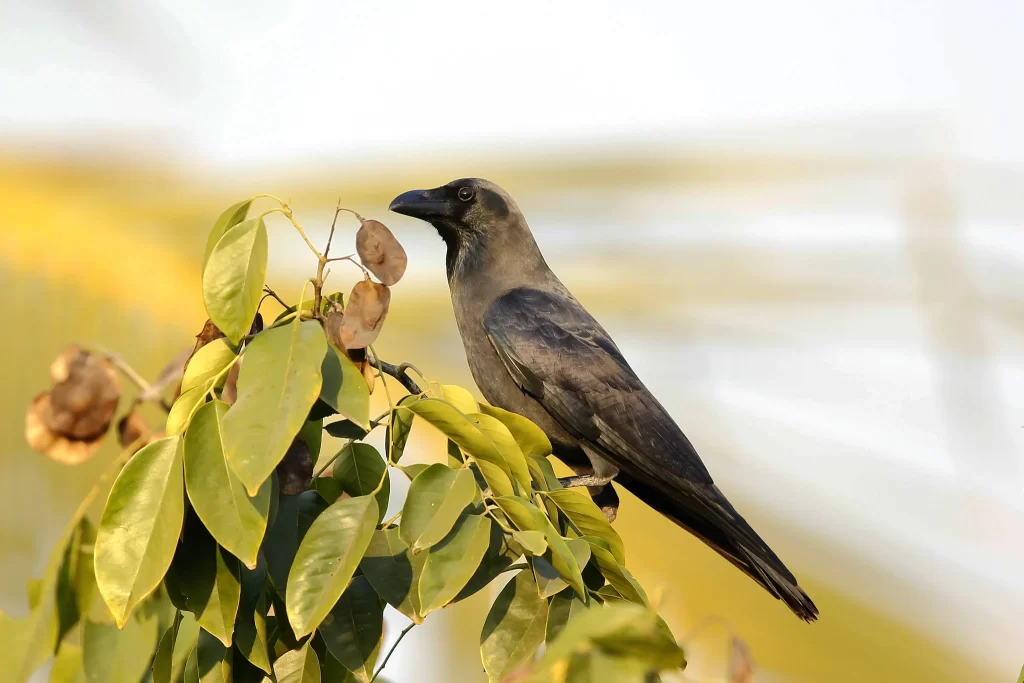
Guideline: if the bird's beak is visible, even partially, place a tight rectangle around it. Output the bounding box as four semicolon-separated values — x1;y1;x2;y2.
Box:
389;188;449;220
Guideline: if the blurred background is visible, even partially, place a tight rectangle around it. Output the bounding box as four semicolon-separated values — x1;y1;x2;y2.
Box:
2;1;1023;681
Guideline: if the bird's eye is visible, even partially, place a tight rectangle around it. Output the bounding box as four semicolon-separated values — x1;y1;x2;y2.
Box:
457;187;474;202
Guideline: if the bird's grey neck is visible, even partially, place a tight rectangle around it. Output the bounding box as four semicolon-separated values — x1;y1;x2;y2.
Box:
444;221;551;296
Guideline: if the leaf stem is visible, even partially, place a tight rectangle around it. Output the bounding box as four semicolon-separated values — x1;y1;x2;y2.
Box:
370;622;415;683
311;439;354;480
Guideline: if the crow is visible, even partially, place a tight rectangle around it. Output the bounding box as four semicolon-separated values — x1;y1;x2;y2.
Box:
390;178;818;621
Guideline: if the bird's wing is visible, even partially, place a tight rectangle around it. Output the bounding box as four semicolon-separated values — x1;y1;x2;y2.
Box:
483;287;818;620
483;286;714;487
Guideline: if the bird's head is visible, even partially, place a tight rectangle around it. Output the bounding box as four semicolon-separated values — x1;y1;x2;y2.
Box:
388;178;521;249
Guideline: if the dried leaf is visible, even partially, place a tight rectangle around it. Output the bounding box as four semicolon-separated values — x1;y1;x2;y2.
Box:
356;219;408;286
339;280;391;350
25;392;103;464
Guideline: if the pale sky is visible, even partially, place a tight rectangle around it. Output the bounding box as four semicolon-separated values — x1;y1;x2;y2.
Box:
2;0;1023;167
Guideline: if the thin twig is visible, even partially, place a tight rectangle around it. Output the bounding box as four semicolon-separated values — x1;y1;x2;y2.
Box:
325;200;343;260
263;285;290;309
502;562;529;574
103;352;153;395
311;439;354;480
370;622;415;683
325;253;371;277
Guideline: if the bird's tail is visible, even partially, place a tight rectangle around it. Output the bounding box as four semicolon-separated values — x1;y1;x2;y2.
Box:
616;473;819;622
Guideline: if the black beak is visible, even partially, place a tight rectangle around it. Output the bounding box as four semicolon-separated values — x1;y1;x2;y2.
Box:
389;188;449;220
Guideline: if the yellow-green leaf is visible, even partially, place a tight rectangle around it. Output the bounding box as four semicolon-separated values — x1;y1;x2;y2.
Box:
468;413;531;492
286;495;379;638
399;465;477;553
319;346;370;430
202;216;267;344
224;320;326;496
181;340;236;395
176;527;241;647
584;537;648;606
273;640;320;683
546;489;625;565
95;437;184;627
202;200;252;270
531;540;592;599
185;401;270;569
234;562;271;674
512;530;547;556
406;398;515;491
82;615;159;683
495;496;585;598
418;514;492;616
546;591;592;643
183;628;232;683
166;386;207;436
440;384;477;414
478;404;552;458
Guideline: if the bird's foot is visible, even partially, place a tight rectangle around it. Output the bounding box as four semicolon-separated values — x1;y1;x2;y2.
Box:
589;483;619;523
558;474;614;489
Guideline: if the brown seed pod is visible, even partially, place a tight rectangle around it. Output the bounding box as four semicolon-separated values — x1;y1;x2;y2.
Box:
25;393;103;465
45;346;121;441
356;219;407;286
117;410;162;454
339;279;391;350
276;438;314;495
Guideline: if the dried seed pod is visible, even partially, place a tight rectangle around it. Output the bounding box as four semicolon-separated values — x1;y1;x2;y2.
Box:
276;438;314;495
356;219;407;286
117;410;161;454
339;279;391;350
45;346;121;441
220;360;241;405
728;636;755;683
25;393;103;465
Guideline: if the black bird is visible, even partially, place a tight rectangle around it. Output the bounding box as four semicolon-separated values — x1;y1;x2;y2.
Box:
390;178;818;621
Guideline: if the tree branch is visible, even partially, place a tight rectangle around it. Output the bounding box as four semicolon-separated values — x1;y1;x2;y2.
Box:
374;359;423;395
370;622;415;683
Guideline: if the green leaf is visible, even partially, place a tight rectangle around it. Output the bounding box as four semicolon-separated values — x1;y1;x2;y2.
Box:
319;345;371;430
397;463;430;480
181;339;236;394
185;401;270;569
203;200;252;270
274;640;321;683
536;602;684;676
495;496;586;598
468;413;532;492
83;615;159;683
264;491;327;593
323;419;368;440
286;495;379;638
359;528;426;624
512;530;547;556
418;513;492;616
174;519;242;647
563;650;653;683
312;476;344;504
454;521;515;603
167;385;208;436
480;571;548;683
532;540;592;599
202;215;268;344
56;518;97;643
584;537;648;605
331;443;389;524
224;320;327;496
152;611;182;683
399;465;476;553
546;591;592;643
319;576;382;682
95;436;185;627
321;650;357;683
405;398;514;495
234;560;271;674
478;404;552;458
50;643;85;683
545;489;625;565
385;395;418;464
184;628;233;683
